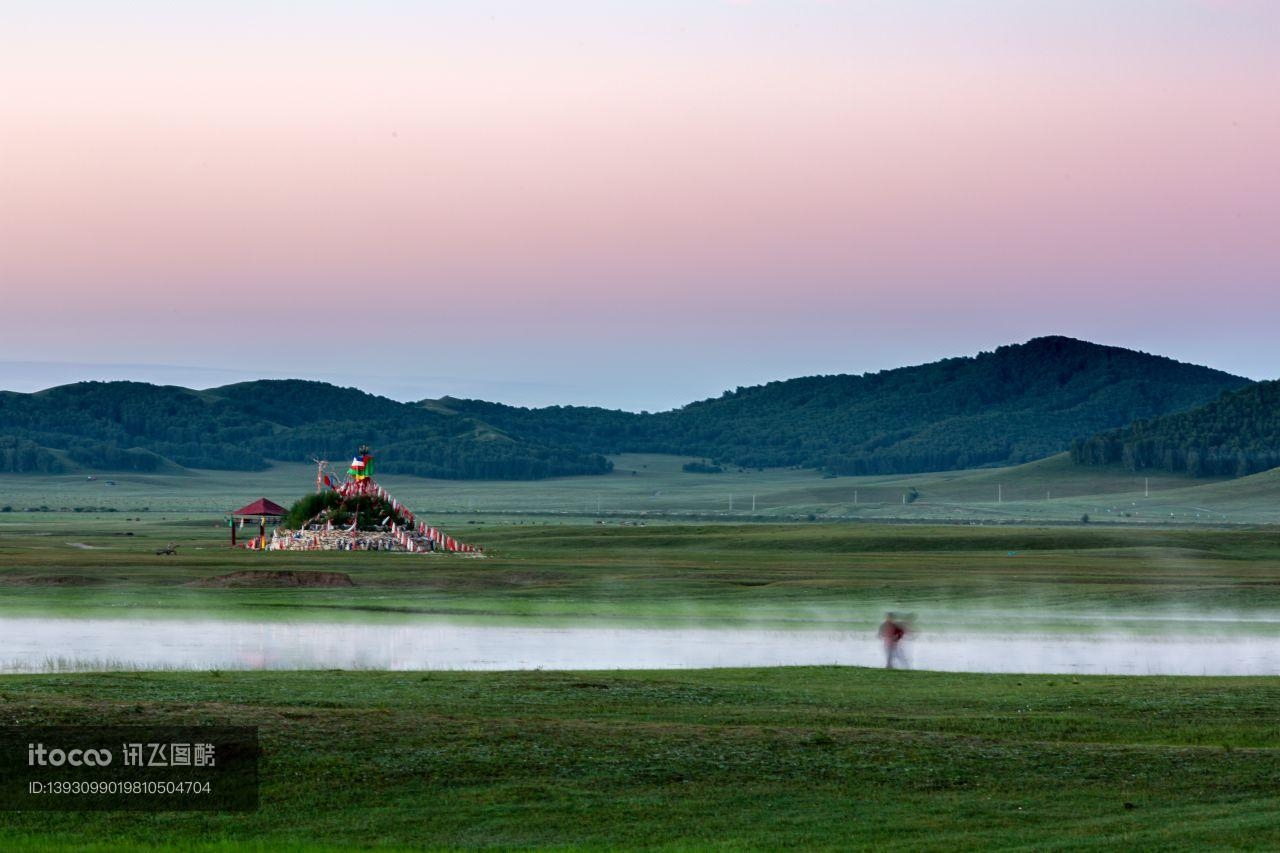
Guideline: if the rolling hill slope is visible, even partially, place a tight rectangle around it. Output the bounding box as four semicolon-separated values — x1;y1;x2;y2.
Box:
0;380;612;479
436;337;1250;475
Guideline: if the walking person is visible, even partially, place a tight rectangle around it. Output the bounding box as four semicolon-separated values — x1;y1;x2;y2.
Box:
877;612;909;669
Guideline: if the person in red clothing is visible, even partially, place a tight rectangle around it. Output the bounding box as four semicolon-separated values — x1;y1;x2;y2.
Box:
877;612;909;669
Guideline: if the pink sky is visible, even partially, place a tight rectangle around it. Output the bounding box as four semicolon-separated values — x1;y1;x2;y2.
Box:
1;1;1277;408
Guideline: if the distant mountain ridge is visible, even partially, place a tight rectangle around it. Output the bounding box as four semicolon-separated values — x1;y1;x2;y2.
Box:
0;337;1252;479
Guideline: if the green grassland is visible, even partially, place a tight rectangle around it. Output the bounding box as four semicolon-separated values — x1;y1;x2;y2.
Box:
3;460;1280;849
1;668;1279;851
2;514;1280;634
0;452;1270;524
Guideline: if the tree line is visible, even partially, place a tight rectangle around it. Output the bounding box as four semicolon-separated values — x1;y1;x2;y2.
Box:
0;381;610;480
0;338;1252;480
1071;380;1280;477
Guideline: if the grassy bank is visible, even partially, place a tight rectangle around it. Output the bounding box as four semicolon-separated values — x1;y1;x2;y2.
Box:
3;519;1280;631
1;667;1277;850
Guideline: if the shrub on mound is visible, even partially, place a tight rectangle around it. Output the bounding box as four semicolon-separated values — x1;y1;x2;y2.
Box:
283;491;411;531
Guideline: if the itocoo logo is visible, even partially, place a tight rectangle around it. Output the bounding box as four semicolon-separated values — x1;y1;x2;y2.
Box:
27;743;113;767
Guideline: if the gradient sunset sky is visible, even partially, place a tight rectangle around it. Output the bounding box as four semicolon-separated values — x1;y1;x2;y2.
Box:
2;1;1276;410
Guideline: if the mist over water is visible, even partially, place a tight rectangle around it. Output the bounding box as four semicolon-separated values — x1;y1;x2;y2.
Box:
2;616;1277;675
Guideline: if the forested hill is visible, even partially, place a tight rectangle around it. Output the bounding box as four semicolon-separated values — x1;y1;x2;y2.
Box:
0;380;612;479
436;337;1250;476
0;337;1250;479
1072;380;1280;478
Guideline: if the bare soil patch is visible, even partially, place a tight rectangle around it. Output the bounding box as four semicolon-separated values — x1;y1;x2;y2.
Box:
187;570;355;588
0;575;108;586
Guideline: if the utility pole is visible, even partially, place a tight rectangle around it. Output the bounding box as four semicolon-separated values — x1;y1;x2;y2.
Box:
998;484;1003;504
854;490;859;506
751;494;756;512
1145;478;1150;498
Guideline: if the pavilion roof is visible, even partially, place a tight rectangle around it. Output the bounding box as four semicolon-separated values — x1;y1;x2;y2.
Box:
232;497;288;517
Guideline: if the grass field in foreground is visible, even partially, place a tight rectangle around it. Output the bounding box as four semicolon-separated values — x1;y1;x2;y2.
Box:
1;667;1278;851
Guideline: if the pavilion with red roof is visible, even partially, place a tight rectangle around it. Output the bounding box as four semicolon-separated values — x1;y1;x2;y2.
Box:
230;497;288;547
